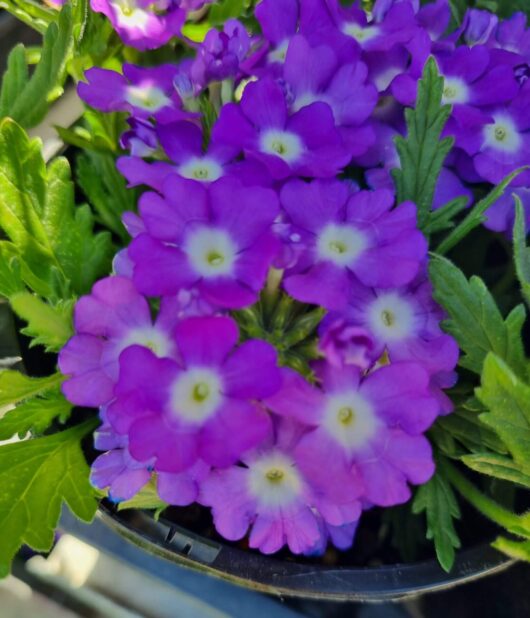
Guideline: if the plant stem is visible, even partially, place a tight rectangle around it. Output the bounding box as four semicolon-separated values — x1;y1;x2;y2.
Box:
443;459;530;539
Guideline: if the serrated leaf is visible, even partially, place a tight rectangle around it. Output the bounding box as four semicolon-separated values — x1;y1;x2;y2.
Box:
423;196;469;235
0;370;63;407
0;419;98;577
10;293;73;352
477;354;530;475
392;57;454;230
0;242;23;299
492;536;530;562
462;453;530;489
429;254;527;378
513;196;530;309
0;6;74;128
412;469;461;572
439;406;508;455
0;391;72;440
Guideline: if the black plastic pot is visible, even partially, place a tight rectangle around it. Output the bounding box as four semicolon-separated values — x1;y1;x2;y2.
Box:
97;502;515;602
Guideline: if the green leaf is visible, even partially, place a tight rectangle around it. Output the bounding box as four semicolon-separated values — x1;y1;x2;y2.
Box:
117;477;167;513
513;195;530;309
412;468;461;572
436;167;526;255
492;536;530;562
462;453;530;489
0;370;63;407
429;254;527;377
0;242;23;298
438;405;508;455
477;354;530;475
0;391;72;440
0;6;75;128
392;57;454;230
10;293;73;352
208;0;245;25
423;196;469;236
0;420;98;577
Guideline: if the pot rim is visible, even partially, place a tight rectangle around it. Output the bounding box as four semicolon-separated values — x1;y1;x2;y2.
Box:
97;503;516;602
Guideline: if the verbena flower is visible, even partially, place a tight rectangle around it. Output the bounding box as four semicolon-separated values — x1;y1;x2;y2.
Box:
129;176;279;307
107;316;281;471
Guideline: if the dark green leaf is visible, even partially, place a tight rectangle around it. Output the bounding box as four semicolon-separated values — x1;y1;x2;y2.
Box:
423;196;469;235
513;195;530;308
0;420;98;577
392;57;453;230
429;254;527;377
462;453;530;488
412;468;461;572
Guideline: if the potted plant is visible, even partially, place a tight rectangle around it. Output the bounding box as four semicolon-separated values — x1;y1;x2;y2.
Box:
1;0;530;601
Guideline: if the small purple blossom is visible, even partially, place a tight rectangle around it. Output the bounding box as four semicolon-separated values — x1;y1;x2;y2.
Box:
107;316;281;472
280;180;427;309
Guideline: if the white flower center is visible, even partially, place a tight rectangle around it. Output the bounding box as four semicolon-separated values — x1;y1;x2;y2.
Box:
483;114;522;153
178;157;223;182
342;23;380;44
170;367;223;424
247;451;303;508
441;77;470;105
126;84;170;112
367;292;416;343
118;326;172;357
268;40;289;64
113;0;150;30
185;228;237;278
260;129;304;163
322;391;380;452
317;223;367;267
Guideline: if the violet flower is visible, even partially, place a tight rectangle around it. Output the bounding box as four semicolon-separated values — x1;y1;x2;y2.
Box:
107;316;281;472
280;179;427;309
129;176;279;307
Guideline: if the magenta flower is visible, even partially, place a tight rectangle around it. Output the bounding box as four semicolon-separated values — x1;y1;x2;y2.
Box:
59;276;180;408
212;78;350;179
78;64;186;124
280;180;427;309
318;319;375;370
129;176;280;308
107;316;281;472
118;120;271;191
266;363;438;507
200;417;362;555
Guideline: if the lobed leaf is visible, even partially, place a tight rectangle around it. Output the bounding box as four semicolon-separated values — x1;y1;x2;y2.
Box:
0;370;63;408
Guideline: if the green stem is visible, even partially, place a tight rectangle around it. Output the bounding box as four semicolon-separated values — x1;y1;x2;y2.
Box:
443;459;530;538
262;268;283;324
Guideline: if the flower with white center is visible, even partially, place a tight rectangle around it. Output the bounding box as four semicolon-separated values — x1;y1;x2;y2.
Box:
247;451;303;508
260;129;304;163
483;114;522;153
178;157;224;182
126;84;170;112
112;0;150;31
170;367;223;423
322;391;381;453
367;292;417;343
185;227;237;278
317;223;367;267
441;76;470;105
118;325;173;358
342;23;380;44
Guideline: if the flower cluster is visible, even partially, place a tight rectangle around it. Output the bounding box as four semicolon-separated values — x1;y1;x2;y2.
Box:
66;0;530;556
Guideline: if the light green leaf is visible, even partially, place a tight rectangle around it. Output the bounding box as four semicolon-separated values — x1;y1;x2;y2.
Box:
0;420;98;577
0;371;63;408
117;477;167;513
513;196;530;309
208;0;245;25
412;469;461;572
477;354;530;474
0;391;72;440
429;254;527;378
462;453;530;489
0;6;74;129
392;57;454;231
492;536;530;562
10;293;73;352
0;242;23;298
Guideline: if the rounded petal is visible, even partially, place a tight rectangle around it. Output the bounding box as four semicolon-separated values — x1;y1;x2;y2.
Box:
175;315;239;367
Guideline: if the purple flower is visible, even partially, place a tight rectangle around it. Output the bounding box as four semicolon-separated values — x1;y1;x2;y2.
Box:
485;187;530;234
200;417;362;555
461;9;498;46
318;319;375;370
494;13;530;58
282;35;377;155
107;316;281;472
191;20;251;87
118;120;271;191
90;0;186;50
129;176;279;308
265;362;437;507
212;78;350;179
59;276;180;408
78;64;186;124
280;180;427;309
120;118;159;157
